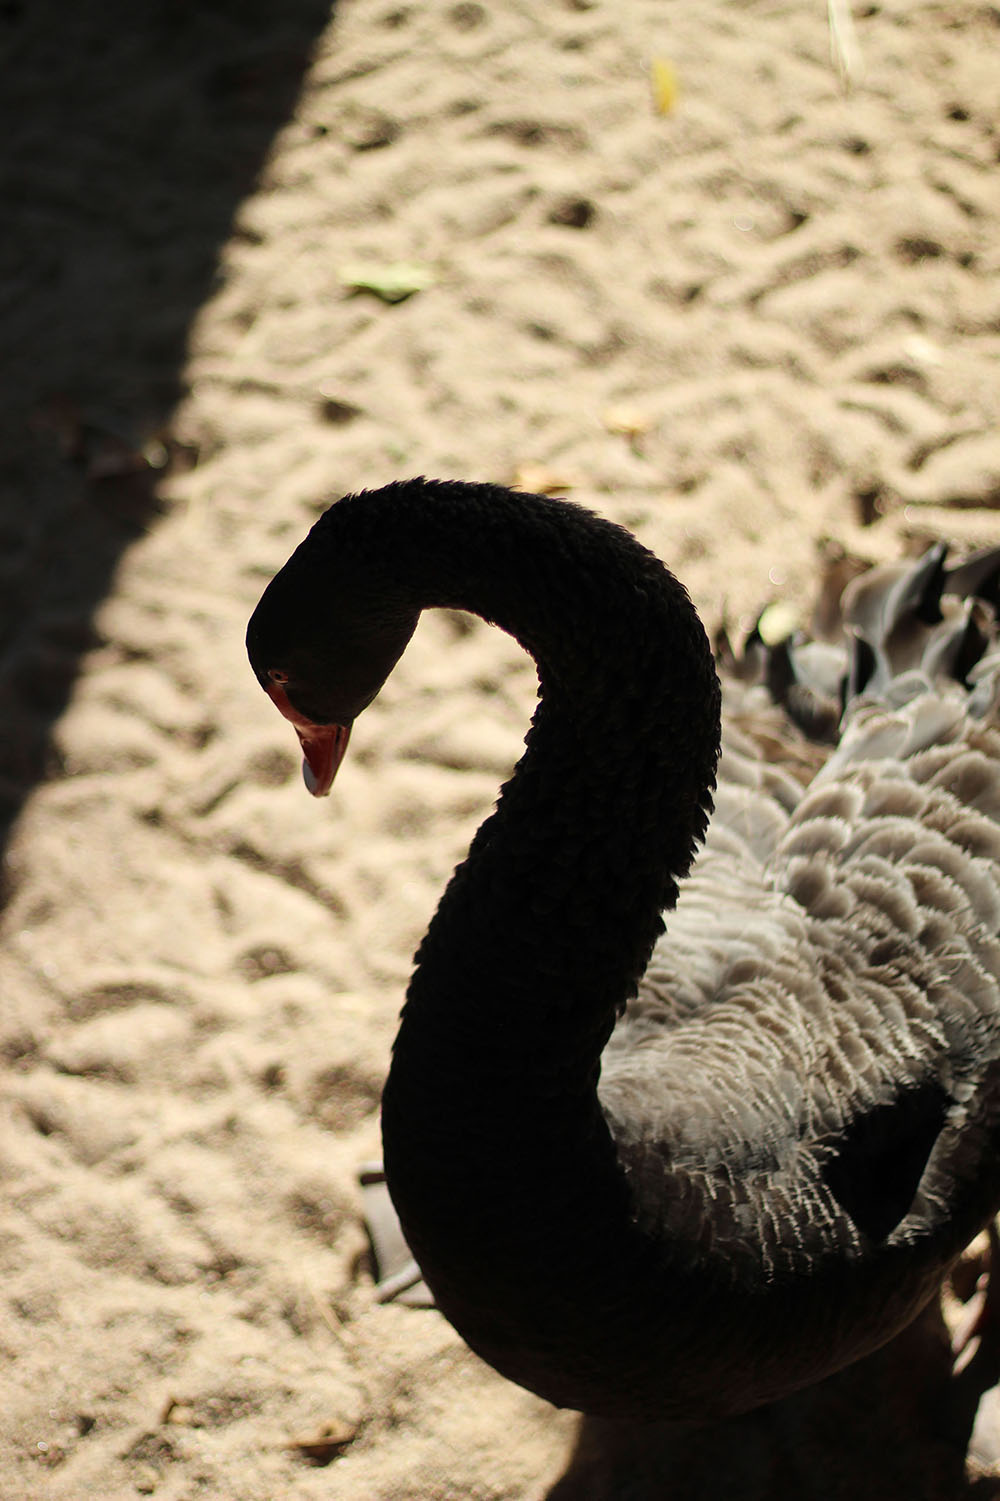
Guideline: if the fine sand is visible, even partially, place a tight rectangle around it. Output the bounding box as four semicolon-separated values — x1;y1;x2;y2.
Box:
4;2;1000;1497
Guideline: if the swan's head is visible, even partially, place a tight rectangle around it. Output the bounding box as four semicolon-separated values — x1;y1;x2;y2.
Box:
253;664;353;798
246;511;419;796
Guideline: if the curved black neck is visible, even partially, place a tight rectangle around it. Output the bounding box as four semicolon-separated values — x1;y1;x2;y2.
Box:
370;484;718;1024
336;481;722;1402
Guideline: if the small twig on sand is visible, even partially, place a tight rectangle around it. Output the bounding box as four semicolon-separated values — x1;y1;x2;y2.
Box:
828;0;863;90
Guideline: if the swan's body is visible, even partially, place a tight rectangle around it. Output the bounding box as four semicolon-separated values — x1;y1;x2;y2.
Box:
247;479;1000;1421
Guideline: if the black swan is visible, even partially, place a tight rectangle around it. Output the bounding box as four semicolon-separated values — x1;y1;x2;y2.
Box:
246;477;1000;1421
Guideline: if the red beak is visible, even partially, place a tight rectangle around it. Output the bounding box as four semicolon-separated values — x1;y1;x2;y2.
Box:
265;680;351;797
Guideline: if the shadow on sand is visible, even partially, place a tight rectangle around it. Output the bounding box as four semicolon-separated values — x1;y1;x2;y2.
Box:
548;1298;1000;1501
0;0;332;867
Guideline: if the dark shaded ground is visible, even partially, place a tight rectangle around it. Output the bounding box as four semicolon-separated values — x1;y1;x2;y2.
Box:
0;0;332;851
551;1299;1000;1500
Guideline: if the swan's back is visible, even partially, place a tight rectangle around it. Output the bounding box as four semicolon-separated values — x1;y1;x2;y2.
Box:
602;544;1000;1299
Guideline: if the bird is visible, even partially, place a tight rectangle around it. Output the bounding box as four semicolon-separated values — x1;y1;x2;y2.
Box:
246;476;1000;1423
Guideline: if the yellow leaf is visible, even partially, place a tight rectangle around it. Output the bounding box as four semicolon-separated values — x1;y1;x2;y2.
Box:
603;404;652;439
512;464;576;496
650;56;678;115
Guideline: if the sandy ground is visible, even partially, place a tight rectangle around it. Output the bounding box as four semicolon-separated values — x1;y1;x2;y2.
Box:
3;1;1000;1497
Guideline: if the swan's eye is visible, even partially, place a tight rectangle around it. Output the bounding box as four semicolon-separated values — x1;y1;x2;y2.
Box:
268;668;289;686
